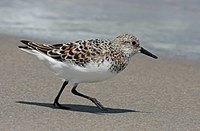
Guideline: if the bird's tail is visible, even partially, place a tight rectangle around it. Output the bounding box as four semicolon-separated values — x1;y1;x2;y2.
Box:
18;40;52;54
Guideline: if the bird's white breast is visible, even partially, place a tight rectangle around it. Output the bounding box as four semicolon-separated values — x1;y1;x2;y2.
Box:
55;60;117;84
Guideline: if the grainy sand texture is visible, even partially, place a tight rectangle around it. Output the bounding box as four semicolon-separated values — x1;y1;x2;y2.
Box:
0;35;200;131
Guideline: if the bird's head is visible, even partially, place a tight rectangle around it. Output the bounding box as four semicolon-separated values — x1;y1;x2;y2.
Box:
112;34;158;59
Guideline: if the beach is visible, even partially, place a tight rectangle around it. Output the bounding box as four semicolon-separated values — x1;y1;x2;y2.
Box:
0;34;200;130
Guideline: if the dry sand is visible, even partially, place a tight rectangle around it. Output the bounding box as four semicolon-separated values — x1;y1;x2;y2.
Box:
0;34;200;131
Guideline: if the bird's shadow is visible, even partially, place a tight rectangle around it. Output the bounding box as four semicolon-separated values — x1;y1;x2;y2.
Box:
16;101;151;114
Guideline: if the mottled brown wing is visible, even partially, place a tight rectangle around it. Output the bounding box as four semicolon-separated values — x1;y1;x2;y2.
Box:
19;40;72;61
46;43;78;61
20;39;110;67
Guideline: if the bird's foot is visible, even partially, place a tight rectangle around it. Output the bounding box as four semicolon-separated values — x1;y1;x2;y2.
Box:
53;100;70;110
90;98;107;111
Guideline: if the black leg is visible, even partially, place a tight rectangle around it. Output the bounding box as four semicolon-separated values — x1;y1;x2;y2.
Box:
71;83;106;111
53;81;70;109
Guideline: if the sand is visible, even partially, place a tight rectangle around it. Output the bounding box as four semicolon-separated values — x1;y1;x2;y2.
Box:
0;34;200;131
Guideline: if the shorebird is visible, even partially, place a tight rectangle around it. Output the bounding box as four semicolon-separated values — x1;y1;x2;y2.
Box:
18;34;157;111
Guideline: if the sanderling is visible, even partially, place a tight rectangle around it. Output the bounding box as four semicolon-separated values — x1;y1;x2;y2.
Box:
18;34;157;111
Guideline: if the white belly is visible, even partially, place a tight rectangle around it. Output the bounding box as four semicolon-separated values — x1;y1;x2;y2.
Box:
52;60;117;84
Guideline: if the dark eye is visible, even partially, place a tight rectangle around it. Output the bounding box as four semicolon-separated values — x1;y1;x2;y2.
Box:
132;41;137;45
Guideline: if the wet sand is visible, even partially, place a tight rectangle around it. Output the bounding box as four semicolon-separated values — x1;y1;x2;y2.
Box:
0;34;200;130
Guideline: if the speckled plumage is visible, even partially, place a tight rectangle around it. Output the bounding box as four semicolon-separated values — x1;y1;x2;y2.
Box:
20;34;140;74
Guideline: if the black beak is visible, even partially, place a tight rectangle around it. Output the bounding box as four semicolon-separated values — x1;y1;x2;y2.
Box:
140;47;158;59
